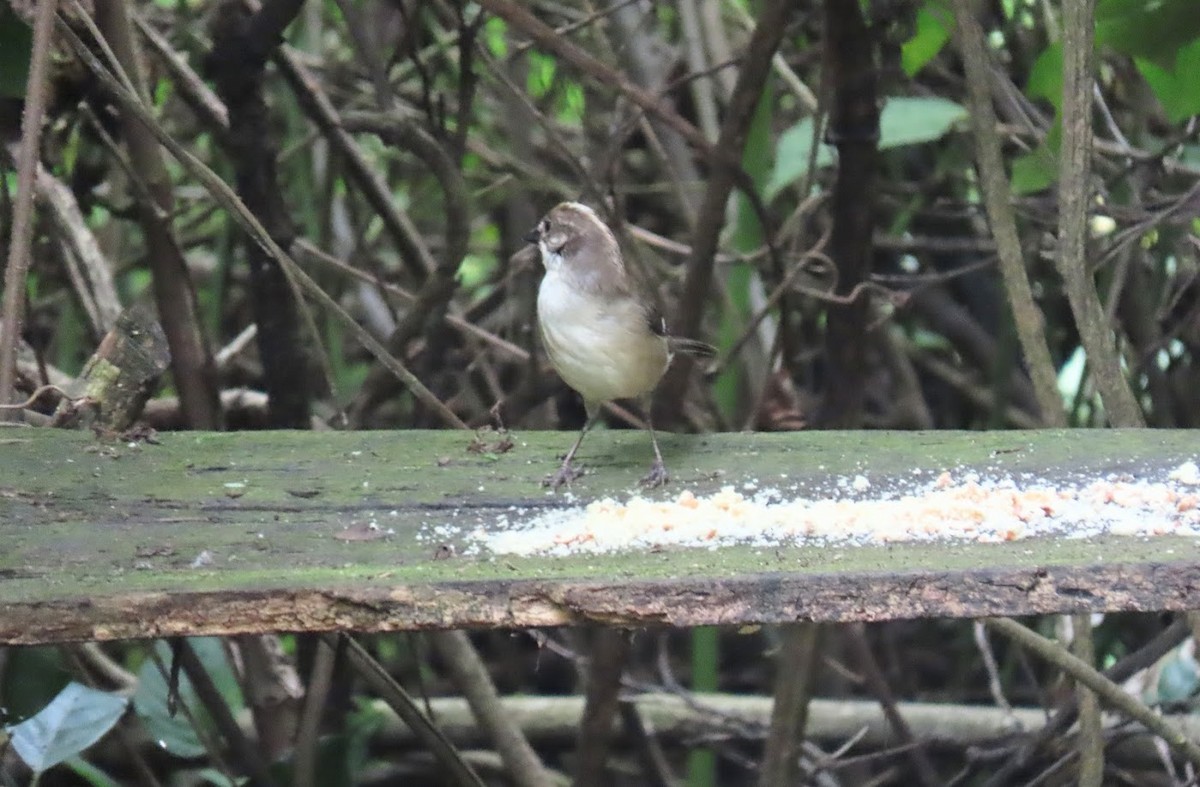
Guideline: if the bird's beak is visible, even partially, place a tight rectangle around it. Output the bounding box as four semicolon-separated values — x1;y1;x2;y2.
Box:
523;227;540;244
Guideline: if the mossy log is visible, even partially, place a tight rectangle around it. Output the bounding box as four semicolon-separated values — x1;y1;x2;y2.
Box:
0;428;1197;644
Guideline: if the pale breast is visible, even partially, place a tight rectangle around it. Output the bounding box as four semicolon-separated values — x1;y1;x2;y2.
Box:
537;269;669;405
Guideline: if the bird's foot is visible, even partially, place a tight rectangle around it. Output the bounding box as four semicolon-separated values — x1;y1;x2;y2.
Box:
543;462;584;491
641;459;670;488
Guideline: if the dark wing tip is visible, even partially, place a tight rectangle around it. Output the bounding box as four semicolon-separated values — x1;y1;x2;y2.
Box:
670;337;718;358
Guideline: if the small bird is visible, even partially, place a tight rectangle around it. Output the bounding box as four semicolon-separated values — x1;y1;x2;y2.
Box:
525;202;715;490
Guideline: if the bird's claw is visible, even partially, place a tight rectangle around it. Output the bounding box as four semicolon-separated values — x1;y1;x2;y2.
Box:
641;459;669;488
543;463;584;491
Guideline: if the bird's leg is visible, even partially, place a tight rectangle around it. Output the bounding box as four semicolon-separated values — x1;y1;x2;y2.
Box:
641;405;669;488
544;404;598;490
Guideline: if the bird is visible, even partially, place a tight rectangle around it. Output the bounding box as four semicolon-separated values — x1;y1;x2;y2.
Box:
525;201;715;490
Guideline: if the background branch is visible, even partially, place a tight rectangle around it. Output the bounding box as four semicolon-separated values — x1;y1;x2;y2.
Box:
0;0;59;418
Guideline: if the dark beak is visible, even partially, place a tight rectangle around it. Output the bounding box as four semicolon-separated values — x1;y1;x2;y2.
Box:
523;228;540;244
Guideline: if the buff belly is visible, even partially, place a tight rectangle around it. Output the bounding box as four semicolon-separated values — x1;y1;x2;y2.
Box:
537;270;669;405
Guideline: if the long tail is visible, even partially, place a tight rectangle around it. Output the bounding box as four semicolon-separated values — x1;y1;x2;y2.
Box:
669;337;718;358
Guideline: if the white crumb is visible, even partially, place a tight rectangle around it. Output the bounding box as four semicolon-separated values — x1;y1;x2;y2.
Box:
1170;461;1200;486
428;460;1200;557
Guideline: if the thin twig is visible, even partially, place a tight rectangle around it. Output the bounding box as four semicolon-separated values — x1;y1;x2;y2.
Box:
986;617;1200;771
293;636;337;787
177;639;279;787
295;240;528;362
847;624;941;786
660;0;794;410
132;12;230;135
334;633;485;787
982;616;1189;787
1070;614;1104;786
479;0;780;254
972;621;1014;718
59;19;467;430
951;0;1065;427
273;44;440;277
574;628;630;787
758;623;823;787
508;0;641;59
0;384;73;411
0;0;59;417
618;699;679;787
429;630;556;787
32;160;123;334
1054;0;1143;427
91;0;222;429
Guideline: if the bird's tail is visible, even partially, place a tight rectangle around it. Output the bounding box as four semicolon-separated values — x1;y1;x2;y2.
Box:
669;337;718;358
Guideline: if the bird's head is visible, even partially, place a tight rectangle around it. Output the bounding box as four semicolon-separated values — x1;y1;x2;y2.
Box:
524;202;622;285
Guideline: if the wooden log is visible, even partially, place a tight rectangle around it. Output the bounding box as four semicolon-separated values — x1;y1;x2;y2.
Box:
365;692;1200;768
52;303;170;431
0;429;1198;644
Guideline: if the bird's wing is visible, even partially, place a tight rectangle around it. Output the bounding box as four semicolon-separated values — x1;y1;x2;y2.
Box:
646;304;717;358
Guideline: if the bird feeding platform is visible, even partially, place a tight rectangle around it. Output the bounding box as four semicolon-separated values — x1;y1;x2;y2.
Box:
1;428;1198;645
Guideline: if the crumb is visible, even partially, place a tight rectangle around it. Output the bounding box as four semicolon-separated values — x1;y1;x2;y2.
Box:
458;459;1200;557
1170;461;1200;486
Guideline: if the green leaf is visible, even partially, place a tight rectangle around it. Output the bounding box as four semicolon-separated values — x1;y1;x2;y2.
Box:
767;97;966;200
1156;651;1200;705
877;96;968;150
154;76;173;109
174;767;246;786
901;2;953;77
133;638;243;760
65;756;123;787
483;16;507;58
1026;43;1063;112
133;676;204;759
526;51;556;99
1135;38;1200;123
1;647;70;721
0;0;33;98
457;254;496;290
764;116;835;200
1097;0;1200;68
556;81;585;126
7;682;128;774
1010;144;1057;195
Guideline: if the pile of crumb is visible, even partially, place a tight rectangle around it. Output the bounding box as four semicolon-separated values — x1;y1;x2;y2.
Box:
426;461;1200;557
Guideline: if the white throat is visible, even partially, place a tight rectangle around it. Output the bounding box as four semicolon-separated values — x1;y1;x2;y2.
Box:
538;242;565;273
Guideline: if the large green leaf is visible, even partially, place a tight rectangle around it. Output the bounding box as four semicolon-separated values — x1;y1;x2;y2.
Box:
1156;650;1200;705
1010;120;1062;196
877;96;968;149
1010;143;1058;195
66;756;124;787
133;638;243;760
767;97;966;200
1;646;70;721
0;0;33;98
1026;43;1063;112
901;2;953;77
1097;0;1200;68
764;117;836;200
7;682;128;774
1136;37;1200;123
